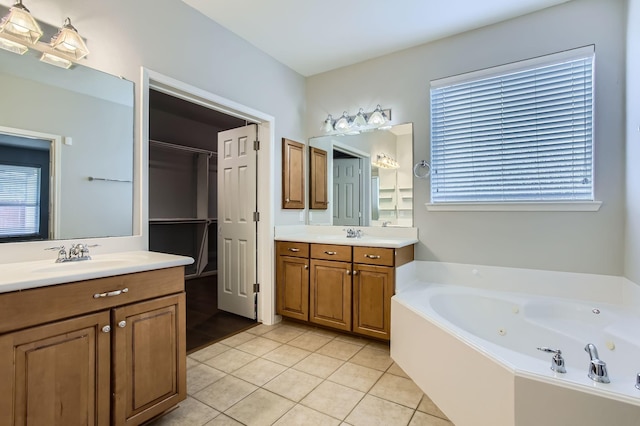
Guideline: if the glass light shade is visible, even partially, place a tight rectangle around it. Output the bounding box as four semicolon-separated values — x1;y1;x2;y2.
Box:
321;114;334;133
50;18;89;60
367;105;388;126
0;1;43;44
40;52;72;69
352;108;367;127
0;36;27;54
372;153;399;169
334;111;352;131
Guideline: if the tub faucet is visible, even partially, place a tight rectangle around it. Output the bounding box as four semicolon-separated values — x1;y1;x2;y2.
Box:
537;347;566;373
585;343;610;383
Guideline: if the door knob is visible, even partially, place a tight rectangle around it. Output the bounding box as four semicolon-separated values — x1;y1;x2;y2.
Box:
101;325;111;333
118;320;127;328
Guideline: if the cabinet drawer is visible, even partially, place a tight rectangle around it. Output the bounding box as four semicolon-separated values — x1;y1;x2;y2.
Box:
353;246;395;267
311;244;352;262
276;241;310;258
0;267;185;334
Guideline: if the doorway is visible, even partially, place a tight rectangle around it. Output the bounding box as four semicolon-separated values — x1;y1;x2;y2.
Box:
146;87;261;352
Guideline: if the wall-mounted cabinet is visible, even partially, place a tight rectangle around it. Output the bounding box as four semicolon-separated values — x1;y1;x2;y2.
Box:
309;147;328;209
149;140;217;278
282;138;305;209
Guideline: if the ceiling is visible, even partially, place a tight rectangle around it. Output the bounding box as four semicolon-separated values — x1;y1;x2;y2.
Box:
182;0;571;77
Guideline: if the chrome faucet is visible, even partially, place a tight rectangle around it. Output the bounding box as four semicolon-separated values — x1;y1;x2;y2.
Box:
344;228;362;238
585;343;610;383
537;347;566;373
46;243;95;263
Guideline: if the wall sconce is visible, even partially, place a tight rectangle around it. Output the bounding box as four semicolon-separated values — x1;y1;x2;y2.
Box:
0;2;90;69
321;105;391;135
372;153;400;170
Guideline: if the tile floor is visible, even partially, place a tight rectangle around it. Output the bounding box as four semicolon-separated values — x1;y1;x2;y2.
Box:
149;321;454;426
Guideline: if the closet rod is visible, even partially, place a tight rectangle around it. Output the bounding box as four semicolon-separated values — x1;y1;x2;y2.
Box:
149;139;217;156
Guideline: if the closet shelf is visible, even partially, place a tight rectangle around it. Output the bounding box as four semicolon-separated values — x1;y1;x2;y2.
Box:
149;218;216;224
150;139;217;157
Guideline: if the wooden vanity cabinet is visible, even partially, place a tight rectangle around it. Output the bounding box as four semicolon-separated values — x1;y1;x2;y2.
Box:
282;138;305;209
309;244;353;331
276;241;310;321
309;147;328;209
0;267;186;426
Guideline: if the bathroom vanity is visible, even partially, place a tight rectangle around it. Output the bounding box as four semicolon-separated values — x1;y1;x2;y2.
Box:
0;251;192;426
275;227;416;341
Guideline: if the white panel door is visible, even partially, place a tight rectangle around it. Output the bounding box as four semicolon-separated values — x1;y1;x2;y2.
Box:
333;158;361;226
218;124;257;319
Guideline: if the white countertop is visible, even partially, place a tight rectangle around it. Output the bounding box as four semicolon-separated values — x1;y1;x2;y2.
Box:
274;225;418;248
0;251;194;294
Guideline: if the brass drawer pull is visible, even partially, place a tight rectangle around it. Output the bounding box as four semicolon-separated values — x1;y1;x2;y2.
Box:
365;254;381;259
325;251;337;255
288;248;300;252
93;287;129;299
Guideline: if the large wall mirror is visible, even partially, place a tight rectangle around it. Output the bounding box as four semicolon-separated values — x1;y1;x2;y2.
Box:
0;48;134;242
308;123;413;227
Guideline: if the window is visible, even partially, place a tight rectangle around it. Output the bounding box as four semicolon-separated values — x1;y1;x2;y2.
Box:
430;46;594;205
0;138;50;241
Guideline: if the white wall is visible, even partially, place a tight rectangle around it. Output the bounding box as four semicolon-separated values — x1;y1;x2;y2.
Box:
625;0;640;283
0;0;306;262
307;0;627;276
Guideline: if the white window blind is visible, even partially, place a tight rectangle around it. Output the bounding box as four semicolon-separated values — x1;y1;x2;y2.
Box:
0;164;41;237
430;47;594;203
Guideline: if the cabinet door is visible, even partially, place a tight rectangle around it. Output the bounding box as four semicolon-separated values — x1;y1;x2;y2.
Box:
309;259;352;331
309;146;328;209
276;255;310;321
282;138;305;209
353;264;394;340
0;311;111;426
112;293;186;426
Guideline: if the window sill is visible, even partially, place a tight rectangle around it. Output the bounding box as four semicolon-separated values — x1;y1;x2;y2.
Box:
425;201;602;212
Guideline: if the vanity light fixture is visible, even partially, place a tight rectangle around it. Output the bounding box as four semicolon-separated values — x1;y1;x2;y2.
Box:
372;153;400;169
320;105;392;135
49;18;89;60
0;0;42;54
367;104;388;126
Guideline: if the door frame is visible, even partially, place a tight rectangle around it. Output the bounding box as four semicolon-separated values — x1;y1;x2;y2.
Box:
140;68;276;325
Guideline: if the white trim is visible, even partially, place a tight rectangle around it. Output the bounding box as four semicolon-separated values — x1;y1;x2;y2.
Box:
425;201;602;212
0;125;62;238
140;68;277;325
431;45;595;88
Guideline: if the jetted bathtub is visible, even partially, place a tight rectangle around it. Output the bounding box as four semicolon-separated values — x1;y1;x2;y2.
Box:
391;262;640;426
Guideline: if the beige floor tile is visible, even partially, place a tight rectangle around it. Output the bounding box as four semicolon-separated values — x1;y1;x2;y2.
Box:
246;322;281;336
301;381;365;420
315;339;363;361
287;332;333;351
345;394;414;426
293;353;345;378
225;389;295;426
148;395;219;425
186;356;200;370
368;373;423;409
273;404;341;426
327;362;383;393
366;340;391;353
306;327;340;339
193;375;257;412
409;411;454;426
262;344;312;367
349;346;393;371
187;363;227;395
417;394;448;420
204;414;244;425
235;336;282;356
189;343;231;362
387;362;410;379
232;358;288;387
261;325;307;343
263;368;323;402
204;348;257;373
333;334;368;347
219;331;255;347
